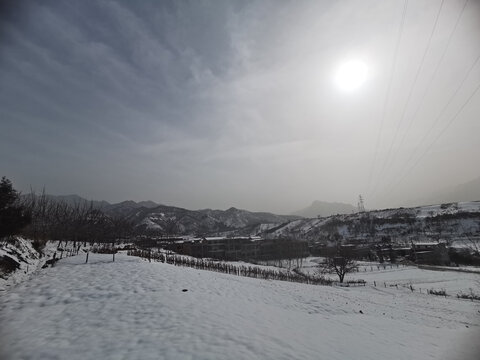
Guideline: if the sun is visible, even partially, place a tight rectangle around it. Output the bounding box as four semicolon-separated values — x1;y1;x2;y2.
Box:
334;60;368;92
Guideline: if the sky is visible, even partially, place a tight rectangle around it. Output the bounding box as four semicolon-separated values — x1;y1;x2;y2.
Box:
1;0;479;214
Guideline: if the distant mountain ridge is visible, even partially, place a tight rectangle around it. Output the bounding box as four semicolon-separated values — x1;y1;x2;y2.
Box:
27;194;301;236
127;205;301;236
292;200;357;218
19;193;480;240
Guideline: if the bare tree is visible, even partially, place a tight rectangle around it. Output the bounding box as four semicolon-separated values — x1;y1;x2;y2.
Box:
319;245;357;283
108;216;134;261
20;190;136;263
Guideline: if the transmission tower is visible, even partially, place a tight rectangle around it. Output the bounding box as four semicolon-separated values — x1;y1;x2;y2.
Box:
357;195;365;213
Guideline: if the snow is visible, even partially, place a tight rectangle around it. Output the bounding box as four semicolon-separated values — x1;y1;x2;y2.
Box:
0;238;61;291
1;253;479;360
458;201;480;212
345;266;480;294
140;217;163;230
296;257;480;295
429;265;480;274
268;201;480;242
415;201;480;218
255;223;278;233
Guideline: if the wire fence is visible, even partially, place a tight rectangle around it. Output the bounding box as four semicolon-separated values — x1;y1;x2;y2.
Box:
127;249;335;286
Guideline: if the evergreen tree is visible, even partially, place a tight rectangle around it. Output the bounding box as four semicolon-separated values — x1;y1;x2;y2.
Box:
0;176;31;238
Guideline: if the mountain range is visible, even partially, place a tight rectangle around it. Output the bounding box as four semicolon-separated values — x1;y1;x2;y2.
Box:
34;194;301;236
28;174;480;238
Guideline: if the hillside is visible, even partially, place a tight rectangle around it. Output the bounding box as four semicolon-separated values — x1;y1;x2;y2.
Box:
265;201;480;245
24;194;300;236
0;253;478;360
127;205;300;236
19;194;480;241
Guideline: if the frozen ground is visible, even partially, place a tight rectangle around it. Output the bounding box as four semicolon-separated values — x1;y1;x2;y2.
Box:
346;266;480;294
296;257;480;295
0;253;479;360
0;238;62;291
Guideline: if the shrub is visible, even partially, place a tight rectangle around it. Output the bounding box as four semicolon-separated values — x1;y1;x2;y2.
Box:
456;289;480;301
428;288;447;296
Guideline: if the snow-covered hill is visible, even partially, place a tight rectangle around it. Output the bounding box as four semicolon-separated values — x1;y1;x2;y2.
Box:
0;238;58;291
0;238;84;291
265;201;480;244
126;205;300;235
0;253;478;360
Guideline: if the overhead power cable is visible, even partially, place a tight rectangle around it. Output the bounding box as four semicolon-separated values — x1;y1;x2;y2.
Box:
366;0;408;196
386;79;480;195
371;0;445;196
371;0;470;199
379;53;480;198
394;0;470;162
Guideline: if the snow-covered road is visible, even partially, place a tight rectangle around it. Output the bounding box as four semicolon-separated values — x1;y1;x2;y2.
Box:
1;253;479;360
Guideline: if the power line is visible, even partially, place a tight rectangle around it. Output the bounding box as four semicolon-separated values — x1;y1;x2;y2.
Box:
371;0;470;200
392;0;469;171
378;53;480;199
366;0;408;196
385;79;480;196
371;0;445;196
384;52;480;193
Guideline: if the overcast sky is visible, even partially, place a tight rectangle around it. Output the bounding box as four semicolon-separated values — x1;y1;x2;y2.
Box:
1;0;479;213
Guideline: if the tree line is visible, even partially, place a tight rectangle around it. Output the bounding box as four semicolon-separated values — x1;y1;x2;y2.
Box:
0;177;134;250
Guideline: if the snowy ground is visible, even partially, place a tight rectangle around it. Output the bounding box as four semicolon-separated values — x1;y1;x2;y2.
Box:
295;257;480;295
0;238;90;292
1;253;479;360
0;238;60;291
346;266;480;294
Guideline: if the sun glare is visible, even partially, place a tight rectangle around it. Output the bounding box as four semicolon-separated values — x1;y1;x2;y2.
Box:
334;60;368;92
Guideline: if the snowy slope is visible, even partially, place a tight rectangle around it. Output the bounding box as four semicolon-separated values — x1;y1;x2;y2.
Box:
128;204;300;236
267;201;480;243
0;238;62;291
0;253;478;360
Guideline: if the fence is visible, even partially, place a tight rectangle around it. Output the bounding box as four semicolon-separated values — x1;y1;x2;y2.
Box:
127;249;333;286
125;249;478;300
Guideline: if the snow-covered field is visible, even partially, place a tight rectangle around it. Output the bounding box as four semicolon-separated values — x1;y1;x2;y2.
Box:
347;266;480;294
1;253;479;360
296;257;480;295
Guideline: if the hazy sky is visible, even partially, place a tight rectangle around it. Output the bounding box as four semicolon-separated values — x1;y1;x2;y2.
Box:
1;0;479;213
